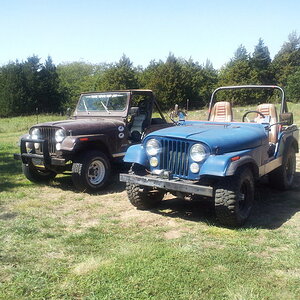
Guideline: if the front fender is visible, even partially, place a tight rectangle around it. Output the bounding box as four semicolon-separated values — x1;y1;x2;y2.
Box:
123;144;149;168
61;134;110;152
200;149;258;177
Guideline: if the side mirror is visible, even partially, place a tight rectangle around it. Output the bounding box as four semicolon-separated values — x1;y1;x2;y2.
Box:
279;112;293;125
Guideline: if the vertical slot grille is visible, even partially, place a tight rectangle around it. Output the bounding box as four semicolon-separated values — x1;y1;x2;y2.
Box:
161;139;190;178
39;127;56;154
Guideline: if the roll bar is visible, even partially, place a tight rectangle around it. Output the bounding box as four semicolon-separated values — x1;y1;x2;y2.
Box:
208;85;287;121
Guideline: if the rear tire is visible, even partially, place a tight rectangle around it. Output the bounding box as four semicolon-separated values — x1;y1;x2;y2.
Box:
126;164;165;209
22;163;56;183
214;167;254;227
72;150;111;192
269;147;296;190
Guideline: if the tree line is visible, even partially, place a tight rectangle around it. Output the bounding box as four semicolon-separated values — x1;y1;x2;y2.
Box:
0;32;300;117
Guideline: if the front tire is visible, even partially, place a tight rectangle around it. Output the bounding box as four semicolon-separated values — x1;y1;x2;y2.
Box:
214;167;254;227
126;164;165;209
269;147;296;190
72;151;111;192
22;163;56;183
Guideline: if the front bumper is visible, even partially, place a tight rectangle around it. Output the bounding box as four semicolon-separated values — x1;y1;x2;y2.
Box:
14;137;66;167
120;173;214;197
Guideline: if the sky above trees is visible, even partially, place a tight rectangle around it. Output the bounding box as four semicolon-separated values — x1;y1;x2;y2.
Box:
1;0;300;69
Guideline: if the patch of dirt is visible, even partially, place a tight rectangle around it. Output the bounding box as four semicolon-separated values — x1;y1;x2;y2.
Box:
250;245;291;259
72;257;114;275
164;229;183;239
273;269;300;279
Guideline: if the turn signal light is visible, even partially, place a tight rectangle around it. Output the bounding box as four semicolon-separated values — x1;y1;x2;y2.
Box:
231;156;240;161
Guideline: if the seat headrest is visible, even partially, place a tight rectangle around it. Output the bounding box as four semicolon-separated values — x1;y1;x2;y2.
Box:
209;101;233;122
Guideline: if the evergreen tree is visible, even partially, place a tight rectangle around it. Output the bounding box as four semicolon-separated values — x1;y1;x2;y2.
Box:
286;67;300;102
57;61;105;108
39;56;65;113
218;45;260;105
272;32;300;86
249;39;275;103
0;61;27;116
232;45;249;62
22;55;42;113
251;38;271;70
140;54;217;109
96;55;139;91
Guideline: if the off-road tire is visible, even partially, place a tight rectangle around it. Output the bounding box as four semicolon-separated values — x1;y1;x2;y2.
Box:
72;150;111;193
214;167;254;227
268;147;296;190
22;163;56;183
126;164;165;209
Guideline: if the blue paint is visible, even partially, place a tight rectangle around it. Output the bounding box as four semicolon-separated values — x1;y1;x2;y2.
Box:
146;122;268;154
124;144;149;167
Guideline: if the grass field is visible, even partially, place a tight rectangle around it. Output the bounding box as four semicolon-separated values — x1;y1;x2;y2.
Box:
0;107;300;300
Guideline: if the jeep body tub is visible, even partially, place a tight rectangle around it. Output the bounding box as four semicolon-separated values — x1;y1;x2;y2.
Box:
120;85;299;226
15;90;171;192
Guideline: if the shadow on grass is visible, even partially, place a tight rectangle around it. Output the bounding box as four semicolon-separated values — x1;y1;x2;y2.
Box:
0;152;22;175
152;198;216;225
0;152;28;192
247;172;300;229
49;168;126;195
151;172;300;230
2;148;299;229
0;151;127;195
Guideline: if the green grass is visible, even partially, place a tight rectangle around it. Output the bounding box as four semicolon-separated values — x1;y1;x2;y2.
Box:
0;110;300;300
0;114;65;134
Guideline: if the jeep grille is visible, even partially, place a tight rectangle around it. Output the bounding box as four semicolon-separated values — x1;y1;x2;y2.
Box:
36;127;57;155
160;139;191;178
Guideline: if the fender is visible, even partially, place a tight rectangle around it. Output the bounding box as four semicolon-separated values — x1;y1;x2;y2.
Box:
275;130;299;158
199;150;259;177
123;144;149;168
61;134;111;152
277;134;299;158
225;155;259;177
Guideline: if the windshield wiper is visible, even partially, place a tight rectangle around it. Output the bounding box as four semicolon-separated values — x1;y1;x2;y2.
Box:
100;101;110;114
82;99;89;114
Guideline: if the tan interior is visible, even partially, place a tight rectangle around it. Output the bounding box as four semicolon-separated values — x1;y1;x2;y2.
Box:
256;103;278;143
209;101;233;122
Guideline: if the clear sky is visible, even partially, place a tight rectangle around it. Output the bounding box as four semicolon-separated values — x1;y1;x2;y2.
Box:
1;0;299;69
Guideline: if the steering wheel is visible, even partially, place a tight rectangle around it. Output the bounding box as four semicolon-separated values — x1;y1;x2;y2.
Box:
242;110;265;123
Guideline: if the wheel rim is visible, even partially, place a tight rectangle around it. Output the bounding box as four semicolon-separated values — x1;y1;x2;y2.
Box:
88;160;106;185
286;154;296;185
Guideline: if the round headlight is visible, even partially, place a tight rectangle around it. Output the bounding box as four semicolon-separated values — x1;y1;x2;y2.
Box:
190;162;200;173
31;128;41;140
190;143;207;162
146;139;160;156
55;129;66;143
150;157;159;167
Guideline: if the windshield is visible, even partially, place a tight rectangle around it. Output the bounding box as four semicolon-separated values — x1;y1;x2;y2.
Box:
77;93;128;113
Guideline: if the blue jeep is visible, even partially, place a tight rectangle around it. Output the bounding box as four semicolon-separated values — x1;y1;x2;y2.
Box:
120;85;299;226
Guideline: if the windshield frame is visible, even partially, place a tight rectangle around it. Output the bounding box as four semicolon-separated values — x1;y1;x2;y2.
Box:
74;91;130;117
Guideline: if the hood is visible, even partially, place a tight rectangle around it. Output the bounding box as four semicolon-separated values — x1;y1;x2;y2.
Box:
33;118;125;136
147;122;268;154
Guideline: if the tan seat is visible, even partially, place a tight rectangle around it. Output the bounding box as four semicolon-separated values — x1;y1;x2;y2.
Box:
256;104;278;143
209;101;233;122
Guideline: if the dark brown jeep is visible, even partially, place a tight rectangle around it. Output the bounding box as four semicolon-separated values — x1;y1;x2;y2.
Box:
14;90;171;192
